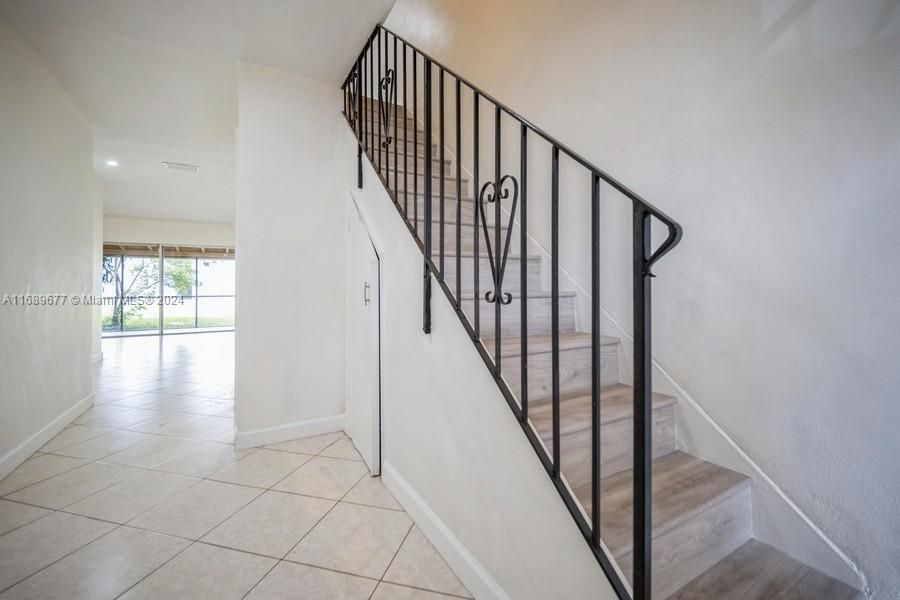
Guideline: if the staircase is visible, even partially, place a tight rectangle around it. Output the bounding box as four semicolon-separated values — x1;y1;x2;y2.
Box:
344;26;863;600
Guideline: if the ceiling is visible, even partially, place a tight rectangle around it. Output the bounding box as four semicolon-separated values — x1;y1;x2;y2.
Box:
0;0;395;223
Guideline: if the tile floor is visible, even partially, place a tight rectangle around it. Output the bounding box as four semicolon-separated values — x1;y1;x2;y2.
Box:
0;332;471;599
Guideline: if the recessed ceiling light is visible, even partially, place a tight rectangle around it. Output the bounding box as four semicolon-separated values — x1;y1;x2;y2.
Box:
105;159;119;167
162;161;200;172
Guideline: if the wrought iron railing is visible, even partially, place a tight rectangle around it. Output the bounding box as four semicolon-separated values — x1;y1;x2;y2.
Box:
342;25;682;599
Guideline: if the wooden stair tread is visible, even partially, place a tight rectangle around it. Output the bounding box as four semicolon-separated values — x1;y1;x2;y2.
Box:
668;539;863;600
530;384;676;437
486;331;616;357
576;451;750;559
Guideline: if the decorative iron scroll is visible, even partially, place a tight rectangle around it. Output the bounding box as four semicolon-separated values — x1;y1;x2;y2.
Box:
347;69;358;128
478;175;519;305
378;68;395;148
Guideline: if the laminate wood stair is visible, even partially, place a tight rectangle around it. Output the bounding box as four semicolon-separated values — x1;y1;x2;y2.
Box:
669;540;864;600
359;101;863;599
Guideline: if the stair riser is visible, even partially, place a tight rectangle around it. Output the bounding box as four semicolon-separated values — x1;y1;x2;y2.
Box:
506;343;621;402
370;133;433;152
394;174;466;196
360;114;418;131
617;487;751;599
554;404;676;488
461;295;576;338
443;256;541;295
381;154;449;173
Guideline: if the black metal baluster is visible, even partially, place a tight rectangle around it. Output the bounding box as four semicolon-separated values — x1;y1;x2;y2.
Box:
633;205;652;600
439;68;445;275
551;145;560;478
369;43;373;157
403;41;408;217
455;78;462;307
377;29;382;175
493;104;502;374
357;57;363;189
393;34;398;197
413;52;418;237
591;172;601;544
473;92;480;340
520;123;528;421
423;59;433;334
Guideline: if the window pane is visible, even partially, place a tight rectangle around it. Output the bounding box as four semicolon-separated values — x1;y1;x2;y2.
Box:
197;296;234;328
122;257;160;331
163;296;196;330
197;259;234;295
163;257;196;298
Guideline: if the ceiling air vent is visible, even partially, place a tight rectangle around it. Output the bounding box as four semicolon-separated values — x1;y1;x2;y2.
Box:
162;161;200;172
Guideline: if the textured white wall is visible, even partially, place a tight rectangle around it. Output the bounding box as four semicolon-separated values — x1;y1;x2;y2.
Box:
234;63;347;445
0;19;96;475
386;0;900;596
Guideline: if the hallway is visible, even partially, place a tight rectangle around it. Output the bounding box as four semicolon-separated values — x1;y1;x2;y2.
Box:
0;333;470;599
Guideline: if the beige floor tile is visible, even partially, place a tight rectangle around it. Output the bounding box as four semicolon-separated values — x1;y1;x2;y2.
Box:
5;462;130;509
209;449;311;489
0;455;87;497
202;490;333;558
119;542;274;600
49;430;154;460
0;500;51;536
65;470;198;523
38;426;112;453
124;413;206;435
246;562;376;599
87;408;162;429
384;526;471;597
372;582;460;599
91;390;143;405
102;436;202;469
344;476;402;510
273;456;367;500
0;512;114;591
265;432;343;455
164;416;234;443
152;442;250;478
128;479;261;539
286;502;412;579
72;404;130;425
0;526;187;600
319;437;364;461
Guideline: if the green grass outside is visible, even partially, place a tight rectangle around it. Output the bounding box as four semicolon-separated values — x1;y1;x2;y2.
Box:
102;316;234;331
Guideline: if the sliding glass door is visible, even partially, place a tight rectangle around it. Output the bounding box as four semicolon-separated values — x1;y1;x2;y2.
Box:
101;244;234;337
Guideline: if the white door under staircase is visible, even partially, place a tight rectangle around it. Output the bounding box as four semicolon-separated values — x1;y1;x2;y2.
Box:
346;203;382;474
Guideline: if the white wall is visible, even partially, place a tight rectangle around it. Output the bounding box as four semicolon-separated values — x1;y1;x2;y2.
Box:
340;125;618;600
104;216;234;248
234;63;347;447
91;185;103;363
385;1;900;596
0;19;96;477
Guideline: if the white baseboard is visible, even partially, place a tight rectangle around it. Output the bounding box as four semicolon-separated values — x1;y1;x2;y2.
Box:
234;414;344;449
0;392;94;480
382;462;510;600
91;352;103;365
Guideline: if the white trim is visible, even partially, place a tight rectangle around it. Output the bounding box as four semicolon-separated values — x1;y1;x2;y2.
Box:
91;352;103;365
382;462;510;600
0;392;94;480
234;413;344;449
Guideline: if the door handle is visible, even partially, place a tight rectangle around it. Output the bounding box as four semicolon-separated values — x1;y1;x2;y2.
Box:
363;281;371;306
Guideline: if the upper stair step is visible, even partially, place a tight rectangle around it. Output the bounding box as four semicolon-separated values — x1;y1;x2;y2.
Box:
443;253;542;295
668;539;864;600
577;451;752;598
488;332;622;401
